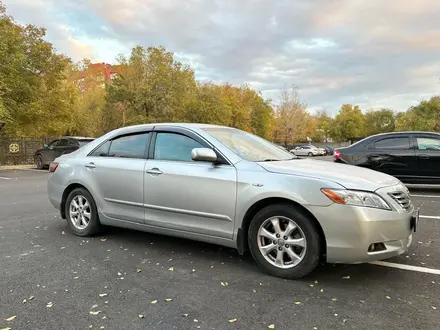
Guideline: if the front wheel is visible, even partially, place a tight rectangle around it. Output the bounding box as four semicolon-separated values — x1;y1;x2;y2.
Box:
248;204;322;279
65;188;102;236
35;155;45;169
308;152;313;157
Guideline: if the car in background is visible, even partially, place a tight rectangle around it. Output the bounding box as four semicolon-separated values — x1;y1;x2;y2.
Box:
334;131;440;184
291;145;320;156
35;136;95;169
47;123;417;279
318;147;327;156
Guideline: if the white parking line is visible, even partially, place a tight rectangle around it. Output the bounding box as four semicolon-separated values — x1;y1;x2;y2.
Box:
420;215;440;220
411;194;440;198
369;261;440;275
0;176;11;180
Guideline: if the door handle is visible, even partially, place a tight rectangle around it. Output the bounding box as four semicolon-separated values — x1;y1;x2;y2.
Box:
85;162;96;168
146;168;162;175
419;154;430;160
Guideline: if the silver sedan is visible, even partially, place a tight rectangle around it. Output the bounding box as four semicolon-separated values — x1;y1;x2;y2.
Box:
47;123;419;279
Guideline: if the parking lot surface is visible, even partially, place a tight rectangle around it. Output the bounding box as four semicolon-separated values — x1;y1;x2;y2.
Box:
1;169;439;330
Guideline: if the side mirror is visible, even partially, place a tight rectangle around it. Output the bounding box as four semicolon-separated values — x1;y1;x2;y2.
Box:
44;144;48;148
191;148;217;162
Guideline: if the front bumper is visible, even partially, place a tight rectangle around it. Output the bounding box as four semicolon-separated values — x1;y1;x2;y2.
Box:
307;203;416;264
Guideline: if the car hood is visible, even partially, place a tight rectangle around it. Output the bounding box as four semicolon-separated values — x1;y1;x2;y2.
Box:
258;159;400;191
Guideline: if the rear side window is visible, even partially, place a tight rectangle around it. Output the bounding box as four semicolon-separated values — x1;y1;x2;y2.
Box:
373;137;410;150
58;139;69;147
90;141;111;157
108;133;150;159
78;139;94;147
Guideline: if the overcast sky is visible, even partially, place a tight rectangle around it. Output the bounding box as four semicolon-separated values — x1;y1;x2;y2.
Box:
3;0;440;115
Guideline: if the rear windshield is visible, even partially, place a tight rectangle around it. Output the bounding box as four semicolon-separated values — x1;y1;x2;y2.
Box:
78;139;94;147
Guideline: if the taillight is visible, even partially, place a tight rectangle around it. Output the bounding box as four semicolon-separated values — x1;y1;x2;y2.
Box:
49;162;59;173
333;150;341;161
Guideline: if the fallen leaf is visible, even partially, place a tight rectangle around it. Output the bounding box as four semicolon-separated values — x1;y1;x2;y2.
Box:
46;302;53;308
433;306;437;310
23;299;27;303
29;296;34;300
334;314;338;316
6;316;16;321
386;296;391;300
268;325;275;329
169;267;174;271
295;301;301;305
136;269;142;273
62;231;65;235
1;328;12;330
309;284;314;287
182;314;189;317
342;276;351;280
151;300;157;304
228;318;237;323
332;298;338;301
343;319;348;323
320;289;324;293
89;326;93;328
98;293;108;297
314;280;318;284
138;315;144;318
89;311;101;315
100;238;107;242
92;304;98;309
101;316;107;319
194;319;198;322
165;298;173;302
192;269;196;272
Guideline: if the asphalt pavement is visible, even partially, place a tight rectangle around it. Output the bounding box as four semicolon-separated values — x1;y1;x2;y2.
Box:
1;169;439;330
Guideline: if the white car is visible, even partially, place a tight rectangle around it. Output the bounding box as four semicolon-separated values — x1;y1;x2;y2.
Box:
290;145;320;157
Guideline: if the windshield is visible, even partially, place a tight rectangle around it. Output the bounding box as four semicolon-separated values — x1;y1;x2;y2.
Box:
203;127;297;162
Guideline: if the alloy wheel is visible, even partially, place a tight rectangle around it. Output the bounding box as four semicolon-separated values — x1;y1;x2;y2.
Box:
257;216;307;269
69;195;92;230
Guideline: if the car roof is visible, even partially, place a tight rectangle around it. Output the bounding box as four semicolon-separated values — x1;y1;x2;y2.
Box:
118;123;232;130
59;136;95;140
369;131;440;138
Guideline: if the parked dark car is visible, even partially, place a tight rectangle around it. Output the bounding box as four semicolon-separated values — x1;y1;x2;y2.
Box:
34;137;94;169
334;131;440;184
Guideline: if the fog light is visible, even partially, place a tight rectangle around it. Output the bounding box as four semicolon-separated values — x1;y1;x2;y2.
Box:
368;243;387;252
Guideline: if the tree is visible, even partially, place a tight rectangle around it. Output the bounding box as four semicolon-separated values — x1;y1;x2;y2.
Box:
332;104;365;141
364;108;395;136
313;110;334;142
272;86;311;146
395;96;440;132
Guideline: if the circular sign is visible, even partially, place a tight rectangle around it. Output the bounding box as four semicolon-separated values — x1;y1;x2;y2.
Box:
9;143;20;153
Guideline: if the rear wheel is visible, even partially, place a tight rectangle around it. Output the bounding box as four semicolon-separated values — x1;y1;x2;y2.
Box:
308;152;313;157
65;188;102;236
35;155;45;169
248;204;322;279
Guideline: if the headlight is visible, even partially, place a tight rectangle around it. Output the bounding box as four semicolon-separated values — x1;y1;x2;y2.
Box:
321;189;391;210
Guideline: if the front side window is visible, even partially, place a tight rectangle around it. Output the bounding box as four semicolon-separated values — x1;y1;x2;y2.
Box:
107;133;150;159
154;132;204;162
417;137;440;151
203;127;295;162
47;140;60;148
373;137;410;150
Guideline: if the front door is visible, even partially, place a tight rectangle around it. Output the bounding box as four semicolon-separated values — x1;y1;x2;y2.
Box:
414;134;440;184
366;135;416;181
82;132;151;223
143;129;237;239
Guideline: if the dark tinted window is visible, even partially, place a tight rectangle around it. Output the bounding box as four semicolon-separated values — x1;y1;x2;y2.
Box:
417;137;440;151
108;133;149;158
154;132;203;162
47;139;60;147
90;141;111;157
374;137;410;150
68;139;78;146
58;139;69;147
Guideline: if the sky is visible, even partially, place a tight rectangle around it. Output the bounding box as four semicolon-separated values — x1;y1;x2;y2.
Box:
3;0;440;115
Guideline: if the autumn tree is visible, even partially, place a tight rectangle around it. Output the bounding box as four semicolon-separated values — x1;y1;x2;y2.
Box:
332;104;365;141
272;86;310;146
395;96;440;132
313;110;334;142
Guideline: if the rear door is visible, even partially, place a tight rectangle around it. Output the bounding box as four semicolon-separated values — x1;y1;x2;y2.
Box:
54;138;70;159
414;134;440;183
83;131;151;223
43;139;60;164
366;135;416;181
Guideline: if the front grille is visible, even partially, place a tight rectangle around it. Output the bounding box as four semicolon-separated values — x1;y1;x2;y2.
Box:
388;191;413;212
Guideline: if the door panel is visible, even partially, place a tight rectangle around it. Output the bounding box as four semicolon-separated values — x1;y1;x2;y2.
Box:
366;136;416;180
81;132;151;223
144;160;237;239
414;135;440;183
143;131;237;239
43;139;60;164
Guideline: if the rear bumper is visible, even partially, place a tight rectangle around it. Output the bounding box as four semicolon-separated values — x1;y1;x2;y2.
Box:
307;203;415;264
47;174;63;211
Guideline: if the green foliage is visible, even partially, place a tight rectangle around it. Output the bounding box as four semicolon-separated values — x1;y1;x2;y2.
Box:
395;96;440;132
364;108;395;136
332;104;365;142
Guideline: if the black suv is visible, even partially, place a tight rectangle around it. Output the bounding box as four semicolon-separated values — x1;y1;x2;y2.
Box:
334;131;440;184
34;136;94;169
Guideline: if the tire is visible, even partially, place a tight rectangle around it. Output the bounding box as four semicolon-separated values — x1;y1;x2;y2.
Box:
248;203;322;279
65;187;102;237
35;154;45;169
308;152;313;157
